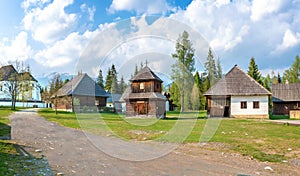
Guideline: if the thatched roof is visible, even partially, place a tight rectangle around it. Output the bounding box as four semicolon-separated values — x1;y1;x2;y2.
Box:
130;66;163;82
272;83;300;102
204;65;271;96
0;65;18;81
55;73;109;97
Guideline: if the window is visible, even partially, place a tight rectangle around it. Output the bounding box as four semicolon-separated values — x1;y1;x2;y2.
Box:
241;101;247;109
140;83;144;90
253;101;260;109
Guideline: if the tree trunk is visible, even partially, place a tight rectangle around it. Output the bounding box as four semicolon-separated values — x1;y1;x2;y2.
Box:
180;90;184;112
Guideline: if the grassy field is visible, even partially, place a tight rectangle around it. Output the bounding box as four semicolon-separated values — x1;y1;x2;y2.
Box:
0;106;51;175
38;108;300;163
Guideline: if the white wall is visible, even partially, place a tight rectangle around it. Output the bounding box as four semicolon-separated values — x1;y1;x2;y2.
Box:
0;101;46;108
231;95;269;116
0;81;41;101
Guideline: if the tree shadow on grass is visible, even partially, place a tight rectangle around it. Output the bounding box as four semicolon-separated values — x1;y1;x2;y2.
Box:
0;122;53;175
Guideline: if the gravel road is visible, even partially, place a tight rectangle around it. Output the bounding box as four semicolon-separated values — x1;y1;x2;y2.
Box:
9;109;299;176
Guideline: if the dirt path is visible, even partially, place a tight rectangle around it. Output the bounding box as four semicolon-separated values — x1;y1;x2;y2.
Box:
9;109;299;176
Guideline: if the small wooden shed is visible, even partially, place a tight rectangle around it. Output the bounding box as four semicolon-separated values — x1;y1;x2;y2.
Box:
272;83;300;115
125;66;166;118
204;65;271;118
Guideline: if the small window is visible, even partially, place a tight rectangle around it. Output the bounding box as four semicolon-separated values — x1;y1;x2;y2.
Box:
140;83;144;90
253;101;260;109
241;101;247;109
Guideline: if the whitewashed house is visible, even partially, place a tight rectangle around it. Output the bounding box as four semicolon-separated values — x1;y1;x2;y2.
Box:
0;65;43;107
204;65;271;118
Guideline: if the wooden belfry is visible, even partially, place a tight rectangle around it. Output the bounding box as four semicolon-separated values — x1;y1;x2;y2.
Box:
125;66;166;118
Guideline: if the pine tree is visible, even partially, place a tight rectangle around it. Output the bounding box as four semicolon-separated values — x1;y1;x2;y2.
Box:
277;72;282;83
110;64;118;93
204;48;217;87
263;74;271;91
97;69;104;88
247;57;262;84
171;31;195;112
216;57;223;80
119;76;126;93
104;68;112;91
194;71;206;110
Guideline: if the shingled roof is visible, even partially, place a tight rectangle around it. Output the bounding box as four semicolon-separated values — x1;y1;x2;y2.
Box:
204;65;271;96
272;83;300;102
130;66;163;82
55;73;109;97
0;65;18;81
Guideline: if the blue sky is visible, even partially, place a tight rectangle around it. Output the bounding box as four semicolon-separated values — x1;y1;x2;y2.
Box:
0;0;299;79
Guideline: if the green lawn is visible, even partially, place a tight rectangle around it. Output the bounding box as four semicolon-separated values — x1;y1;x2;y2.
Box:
0;106;51;175
38;109;300;163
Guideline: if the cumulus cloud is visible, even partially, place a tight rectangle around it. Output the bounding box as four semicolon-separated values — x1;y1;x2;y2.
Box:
22;0;76;44
170;0;251;52
0;31;32;63
250;0;283;21
275;29;300;51
34;29;101;68
107;0;173;15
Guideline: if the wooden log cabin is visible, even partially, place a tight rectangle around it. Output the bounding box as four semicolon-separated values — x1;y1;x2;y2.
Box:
272;83;300;116
125;66;166;118
53;73;109;112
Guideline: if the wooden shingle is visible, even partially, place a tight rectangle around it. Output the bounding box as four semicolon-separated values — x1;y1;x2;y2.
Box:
204;65;271;96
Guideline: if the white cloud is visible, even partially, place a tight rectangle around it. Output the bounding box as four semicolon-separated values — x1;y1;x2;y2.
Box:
275;29;300;51
22;0;76;44
107;0;173;15
34;30;95;68
80;3;96;21
251;0;283;21
0;31;32;63
215;0;231;8
22;0;50;10
170;0;251;52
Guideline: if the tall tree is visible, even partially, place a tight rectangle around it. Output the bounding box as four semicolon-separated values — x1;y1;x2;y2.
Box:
191;83;200;110
169;82;180;109
283;55;300;83
194;71;205;110
247;57;262;84
216;57;223;80
263;74;271;91
119;76;126;93
204;48;217;87
5;61;22;110
104;68;112;91
277;72;282;83
97;69;104;88
171;31;195;112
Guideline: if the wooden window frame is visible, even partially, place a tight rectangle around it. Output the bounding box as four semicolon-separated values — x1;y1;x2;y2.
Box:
253;101;260;109
240;101;247;109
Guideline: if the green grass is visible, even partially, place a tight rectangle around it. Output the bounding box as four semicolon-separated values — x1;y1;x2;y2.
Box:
38;109;300;163
269;114;290;120
0;106;51;175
